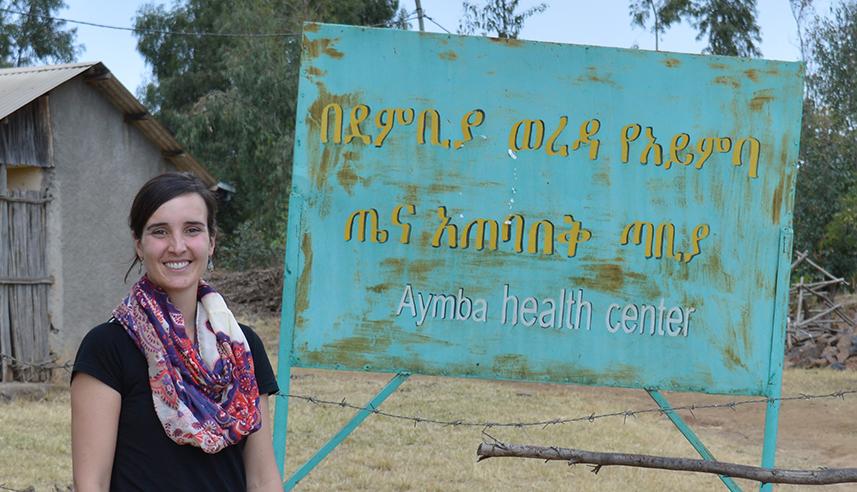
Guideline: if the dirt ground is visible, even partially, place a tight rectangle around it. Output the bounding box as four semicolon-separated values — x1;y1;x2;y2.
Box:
573;377;857;471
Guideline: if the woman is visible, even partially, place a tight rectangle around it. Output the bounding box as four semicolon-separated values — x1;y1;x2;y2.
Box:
71;172;282;491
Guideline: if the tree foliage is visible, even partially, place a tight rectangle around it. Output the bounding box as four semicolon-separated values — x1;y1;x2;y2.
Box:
629;0;761;56
809;2;857;130
788;0;814;62
795;1;857;280
134;0;399;268
793;100;857;273
458;0;547;39
629;0;689;50
0;0;78;67
819;191;857;279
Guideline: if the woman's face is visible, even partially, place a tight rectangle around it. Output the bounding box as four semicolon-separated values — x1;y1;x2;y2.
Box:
134;193;214;300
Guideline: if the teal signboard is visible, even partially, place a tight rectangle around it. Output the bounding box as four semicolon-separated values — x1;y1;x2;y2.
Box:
282;23;803;397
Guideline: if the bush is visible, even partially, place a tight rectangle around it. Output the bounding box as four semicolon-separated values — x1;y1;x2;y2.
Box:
217;218;284;271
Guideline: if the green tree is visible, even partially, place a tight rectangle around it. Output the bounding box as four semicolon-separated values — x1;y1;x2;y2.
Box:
134;0;399;268
629;0;761;56
135;1;232;119
819;191;857;280
629;0;689;51
795;1;857;279
458;0;547;39
793;101;857;272
809;2;857;129
0;0;78;67
789;0;814;62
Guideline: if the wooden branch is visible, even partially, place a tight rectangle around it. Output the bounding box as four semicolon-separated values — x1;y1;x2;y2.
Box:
803;256;842;283
476;442;857;485
803;278;847;290
790;278;847;294
791;250;808;269
802;285;856;327
796;275;805;325
794;303;843;329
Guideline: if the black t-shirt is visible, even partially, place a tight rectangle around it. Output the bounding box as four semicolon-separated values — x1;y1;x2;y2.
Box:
72;320;279;492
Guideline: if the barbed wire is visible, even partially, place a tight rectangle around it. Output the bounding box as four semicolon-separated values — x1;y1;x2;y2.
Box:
0;353;72;373
0;7;422;38
277;387;857;429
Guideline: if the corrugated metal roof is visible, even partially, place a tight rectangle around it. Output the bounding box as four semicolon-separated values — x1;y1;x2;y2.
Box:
0;62;216;186
0;62;94;121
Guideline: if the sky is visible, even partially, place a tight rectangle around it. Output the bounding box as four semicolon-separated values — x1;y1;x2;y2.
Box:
59;0;832;96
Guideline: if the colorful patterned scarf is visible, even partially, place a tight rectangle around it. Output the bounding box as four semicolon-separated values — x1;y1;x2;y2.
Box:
113;275;261;453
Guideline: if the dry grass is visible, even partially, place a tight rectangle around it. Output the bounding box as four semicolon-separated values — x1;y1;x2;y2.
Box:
2;313;857;491
0;387;71;490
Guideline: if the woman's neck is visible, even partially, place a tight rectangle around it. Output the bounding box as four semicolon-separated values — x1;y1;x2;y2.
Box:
169;289;198;340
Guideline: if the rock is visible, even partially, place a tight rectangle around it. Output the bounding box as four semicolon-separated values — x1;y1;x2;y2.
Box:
836;334;853;362
798;341;825;361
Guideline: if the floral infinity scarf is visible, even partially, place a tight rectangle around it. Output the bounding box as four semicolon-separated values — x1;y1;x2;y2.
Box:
113;275;261;453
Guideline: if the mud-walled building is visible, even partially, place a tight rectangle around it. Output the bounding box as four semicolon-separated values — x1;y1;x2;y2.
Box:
0;62;216;381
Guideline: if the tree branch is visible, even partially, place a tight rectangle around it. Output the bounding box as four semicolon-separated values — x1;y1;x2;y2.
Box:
476;442;857;485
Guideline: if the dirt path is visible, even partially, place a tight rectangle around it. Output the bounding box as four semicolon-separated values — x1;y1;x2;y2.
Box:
559;373;857;489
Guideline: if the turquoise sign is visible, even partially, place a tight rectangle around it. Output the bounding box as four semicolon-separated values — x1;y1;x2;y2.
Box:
282;23;803;396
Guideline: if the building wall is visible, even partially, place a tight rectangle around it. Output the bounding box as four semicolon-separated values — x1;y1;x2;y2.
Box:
48;77;175;361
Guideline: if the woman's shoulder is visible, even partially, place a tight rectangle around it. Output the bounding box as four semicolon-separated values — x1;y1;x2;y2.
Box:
80;318;134;348
237;321;256;334
73;319;139;390
237;322;261;342
236;323;270;357
75;318;141;368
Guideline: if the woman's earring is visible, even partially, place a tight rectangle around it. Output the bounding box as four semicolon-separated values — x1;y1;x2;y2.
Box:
207;257;214;271
136;257;143;273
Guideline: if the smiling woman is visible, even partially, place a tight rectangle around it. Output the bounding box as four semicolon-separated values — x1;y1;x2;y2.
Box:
69;172;282;492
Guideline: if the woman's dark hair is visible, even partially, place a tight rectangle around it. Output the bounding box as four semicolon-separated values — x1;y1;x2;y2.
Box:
125;172;218;281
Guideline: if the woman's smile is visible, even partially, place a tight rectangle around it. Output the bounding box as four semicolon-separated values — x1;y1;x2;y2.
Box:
165;260;191;270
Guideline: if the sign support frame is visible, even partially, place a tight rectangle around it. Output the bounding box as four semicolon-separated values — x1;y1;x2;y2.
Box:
759;227;793;492
271;193;412;490
282;372;410;491
647;389;743;491
272;193;304;474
